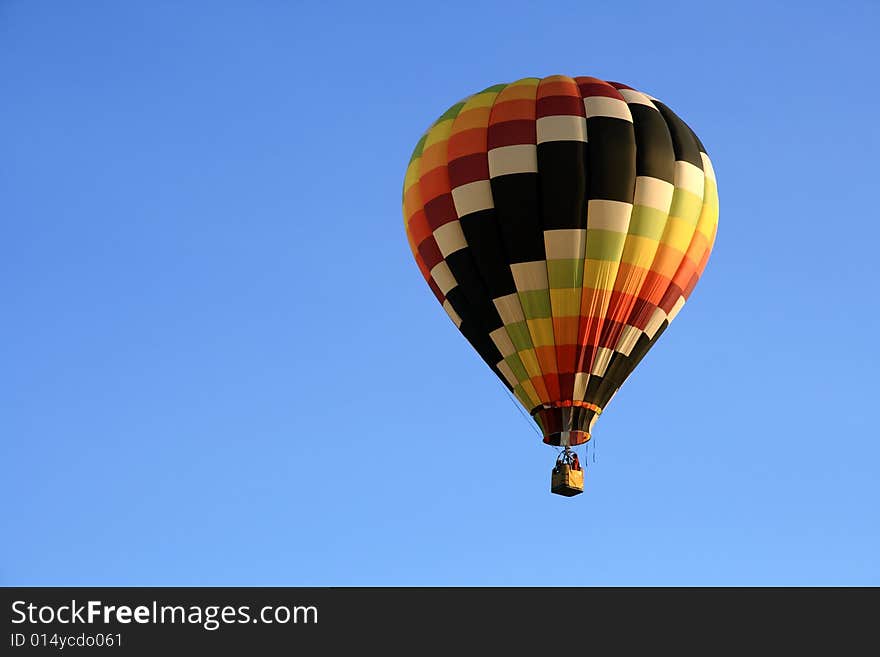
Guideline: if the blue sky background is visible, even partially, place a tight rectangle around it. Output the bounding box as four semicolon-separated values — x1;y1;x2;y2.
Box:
2;0;878;586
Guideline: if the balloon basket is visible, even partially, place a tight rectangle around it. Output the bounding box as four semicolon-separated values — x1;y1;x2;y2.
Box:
551;449;584;497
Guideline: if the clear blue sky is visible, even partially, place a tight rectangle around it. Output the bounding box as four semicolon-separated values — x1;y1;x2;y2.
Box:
2;0;878;586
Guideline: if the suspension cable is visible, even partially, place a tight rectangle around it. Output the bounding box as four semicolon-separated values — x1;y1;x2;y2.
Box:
497;380;542;438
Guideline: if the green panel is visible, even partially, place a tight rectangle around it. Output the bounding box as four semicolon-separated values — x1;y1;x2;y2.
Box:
518;289;552;319
506;321;532;351
436;101;466;123
628;205;668;240
547;258;583;289
585;229;627;261
513;384;530;407
408;134;428;165
668;188;703;224
505;354;529;382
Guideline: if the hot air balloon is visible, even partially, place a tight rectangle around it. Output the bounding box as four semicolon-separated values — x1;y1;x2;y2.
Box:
402;76;718;496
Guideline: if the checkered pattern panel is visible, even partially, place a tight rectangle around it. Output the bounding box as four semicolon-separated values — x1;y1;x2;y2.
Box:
403;76;718;447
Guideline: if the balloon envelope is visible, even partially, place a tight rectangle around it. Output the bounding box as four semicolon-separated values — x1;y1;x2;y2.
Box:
402;75;718;446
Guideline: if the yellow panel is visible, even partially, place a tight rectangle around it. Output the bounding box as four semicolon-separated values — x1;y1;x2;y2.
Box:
423;118;454;149
460;91;499;111
549;288;581;317
403;161;421;196
402;183;423;223
421;130;453;172
497;78;540;100
451;106;492;132
620;235;659;268
526;318;555;348
520;379;541;407
661;216;697;253
517;349;542;379
582;260;620;291
695;180;719;241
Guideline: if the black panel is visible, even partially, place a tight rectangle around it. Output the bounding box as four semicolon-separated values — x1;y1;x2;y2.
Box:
629;104;675;183
537;140;587;231
653;101;703;169
490;172;545;264
444;248;503;331
589;321;671;408
458;209;518;300
585;117;636;203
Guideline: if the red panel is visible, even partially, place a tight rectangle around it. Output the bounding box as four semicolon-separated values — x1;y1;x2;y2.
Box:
423;194;457;231
597;319;626;349
659;283;684;313
536;94;584;118
447;153;489;188
407;209;432;245
575;76;625;100
417;236;443;271
486;119;536;149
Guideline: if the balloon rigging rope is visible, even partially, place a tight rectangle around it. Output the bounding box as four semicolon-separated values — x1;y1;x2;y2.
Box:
498;381;542;438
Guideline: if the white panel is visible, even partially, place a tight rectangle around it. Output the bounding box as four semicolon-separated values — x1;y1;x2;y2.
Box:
573;372;589;400
536;115;587;144
675;160;706;197
488;144;538;177
493;293;525;324
667;295;686;323
490;327;516;357
544;229;586;260
645;307;667;339
587;199;633;233
591;347;613;376
430;261;457;295
619;88;656;108
700;152;716;182
433;221;467;257
442;299;461;327
497;360;519;388
583;96;632;122
451;179;494;216
510;261;549;291
616;324;641;356
634;176;674;212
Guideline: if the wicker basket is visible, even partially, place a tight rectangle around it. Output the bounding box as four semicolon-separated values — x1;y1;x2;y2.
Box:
551;463;584;497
